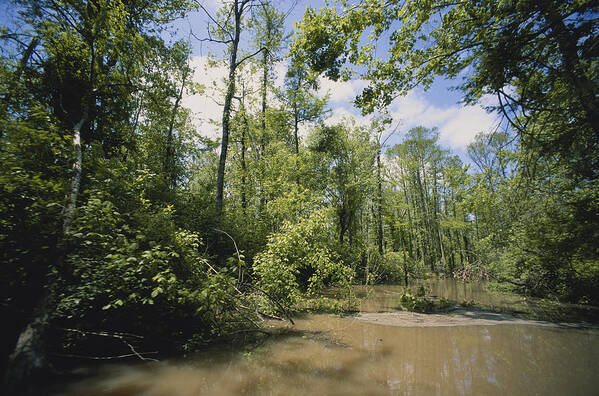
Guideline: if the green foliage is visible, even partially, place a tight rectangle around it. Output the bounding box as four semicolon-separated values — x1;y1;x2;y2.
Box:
377;252;403;283
3;0;599;384
307;121;375;245
398;290;435;313
253;209;354;307
294;0;599;304
506;176;599;303
55;173;242;348
0;114;68;280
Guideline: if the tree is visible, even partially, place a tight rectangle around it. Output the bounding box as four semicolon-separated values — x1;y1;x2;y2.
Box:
292;0;598;175
249;2;286;155
1;0;193;391
282;58;328;184
198;0;267;223
370;116;393;256
385;127;469;275
293;0;599;300
308;121;375;246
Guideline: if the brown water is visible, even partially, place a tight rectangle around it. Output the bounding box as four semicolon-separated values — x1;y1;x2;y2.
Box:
356;279;534;313
59;280;599;396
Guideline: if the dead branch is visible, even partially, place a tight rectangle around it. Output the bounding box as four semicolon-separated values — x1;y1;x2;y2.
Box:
247;284;295;325
258;311;285;321
51;352;158;361
214;228;244;283
236;47;266;68
58;327;158;362
228;328;272;336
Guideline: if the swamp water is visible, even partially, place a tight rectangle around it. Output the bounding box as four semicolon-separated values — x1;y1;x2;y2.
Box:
59;280;599;395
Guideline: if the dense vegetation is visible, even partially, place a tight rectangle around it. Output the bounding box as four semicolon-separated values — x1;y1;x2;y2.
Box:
1;0;597;393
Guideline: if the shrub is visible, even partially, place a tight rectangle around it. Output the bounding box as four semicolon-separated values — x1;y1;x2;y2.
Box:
253;209;354;307
54;175;243;355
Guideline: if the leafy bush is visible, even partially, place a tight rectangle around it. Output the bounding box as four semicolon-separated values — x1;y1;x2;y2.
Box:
253;209;354;307
398;290;436;313
54;174;243;354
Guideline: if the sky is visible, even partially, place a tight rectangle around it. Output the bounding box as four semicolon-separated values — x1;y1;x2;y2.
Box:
0;0;499;161
174;0;500;161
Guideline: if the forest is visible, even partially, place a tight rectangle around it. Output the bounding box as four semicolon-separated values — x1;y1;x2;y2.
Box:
1;0;597;394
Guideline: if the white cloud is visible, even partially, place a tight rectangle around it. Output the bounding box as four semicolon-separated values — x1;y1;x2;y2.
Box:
324;107;369;127
182;56;228;140
318;77;368;104
182;55;497;151
273;61;288;90
388;90;498;149
183;56;289;141
439;105;497;148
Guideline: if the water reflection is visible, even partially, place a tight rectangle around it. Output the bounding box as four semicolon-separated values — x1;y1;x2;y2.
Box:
59;282;599;396
356;279;525;313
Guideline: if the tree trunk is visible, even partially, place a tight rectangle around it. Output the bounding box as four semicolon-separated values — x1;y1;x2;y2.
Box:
376;149;384;255
241;112;248;212
3;287;55;395
339;206;347;244
165;67;188;191
215;2;242;222
402;179;415;260
258;49;269;211
62;111;89;235
260;50;268;154
294;104;300;186
438;226;446;270
403;249;409;287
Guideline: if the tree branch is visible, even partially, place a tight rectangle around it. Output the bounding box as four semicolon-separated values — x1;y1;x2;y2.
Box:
58;327;158;362
196;1;234;42
236;47;265;68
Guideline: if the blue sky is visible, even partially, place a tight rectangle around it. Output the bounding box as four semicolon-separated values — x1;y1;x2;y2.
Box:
0;0;499;161
177;0;499;161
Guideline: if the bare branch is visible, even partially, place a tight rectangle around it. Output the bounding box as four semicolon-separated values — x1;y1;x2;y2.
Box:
235;47;265;68
196;1;234;42
246;284;295;325
52;352;158;361
58;327;158;362
198;37;233;44
214;228;244;283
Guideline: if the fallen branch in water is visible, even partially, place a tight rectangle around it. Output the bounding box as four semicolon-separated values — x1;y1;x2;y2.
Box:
246;284;295;325
58;327;158;362
257;311;285;321
228;328;272;336
59;328;143;339
52;352;158;361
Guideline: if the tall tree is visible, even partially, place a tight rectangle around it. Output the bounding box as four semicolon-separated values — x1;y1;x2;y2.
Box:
282;58;328;184
308;121;375;246
249;2;285;154
1;0;192;391
199;0;265;223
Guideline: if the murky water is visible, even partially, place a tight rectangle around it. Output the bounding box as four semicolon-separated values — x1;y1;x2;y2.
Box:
59;280;599;396
356;279;534;313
